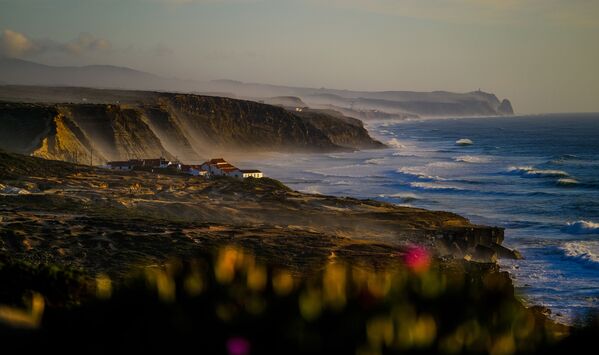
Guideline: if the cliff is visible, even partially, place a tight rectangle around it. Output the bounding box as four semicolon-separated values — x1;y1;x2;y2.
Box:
0;88;384;163
0;59;515;118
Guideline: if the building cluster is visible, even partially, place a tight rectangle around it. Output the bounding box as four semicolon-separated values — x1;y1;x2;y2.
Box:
104;157;263;179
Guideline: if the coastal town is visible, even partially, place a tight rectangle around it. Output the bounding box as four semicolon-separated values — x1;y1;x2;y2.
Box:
103;157;264;179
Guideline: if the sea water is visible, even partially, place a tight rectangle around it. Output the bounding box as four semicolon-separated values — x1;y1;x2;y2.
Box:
239;113;599;324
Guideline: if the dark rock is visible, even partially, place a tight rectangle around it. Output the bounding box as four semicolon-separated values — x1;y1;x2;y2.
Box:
473;245;498;263
491;242;524;260
498;99;514;115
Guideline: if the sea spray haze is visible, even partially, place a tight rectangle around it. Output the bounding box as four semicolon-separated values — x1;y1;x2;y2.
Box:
237;113;599;324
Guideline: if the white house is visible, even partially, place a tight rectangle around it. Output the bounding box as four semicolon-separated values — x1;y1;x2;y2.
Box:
199;158;263;179
240;170;263;179
200;158;239;176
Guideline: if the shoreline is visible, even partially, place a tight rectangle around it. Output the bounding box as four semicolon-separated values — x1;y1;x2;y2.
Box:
230;117;595;326
0;150;570;332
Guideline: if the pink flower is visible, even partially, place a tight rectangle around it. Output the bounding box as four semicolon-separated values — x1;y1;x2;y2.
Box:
404;246;431;272
227;337;251;355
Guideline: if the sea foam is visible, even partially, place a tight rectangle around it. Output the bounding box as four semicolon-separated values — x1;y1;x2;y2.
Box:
455;138;473;146
454;155;490;164
507;166;570;178
557;178;580;186
560;241;599;268
564;221;599;235
387;138;405;149
409;182;467;192
396;167;446;182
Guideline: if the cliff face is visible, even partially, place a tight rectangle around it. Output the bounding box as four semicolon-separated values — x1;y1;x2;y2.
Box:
0;91;384;163
0;59;516;118
303;90;515;118
295;110;385;149
498;99;514;115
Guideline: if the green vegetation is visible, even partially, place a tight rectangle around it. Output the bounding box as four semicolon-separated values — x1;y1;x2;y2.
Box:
1;247;595;354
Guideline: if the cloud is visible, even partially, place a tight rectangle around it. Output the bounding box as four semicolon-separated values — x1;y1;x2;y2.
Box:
64;33;112;55
0;29;112;58
0;29;39;58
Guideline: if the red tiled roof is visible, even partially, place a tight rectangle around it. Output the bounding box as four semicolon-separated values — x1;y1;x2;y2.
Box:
218;164;236;169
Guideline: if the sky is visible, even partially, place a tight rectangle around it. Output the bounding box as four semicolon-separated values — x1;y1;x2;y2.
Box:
1;0;598;114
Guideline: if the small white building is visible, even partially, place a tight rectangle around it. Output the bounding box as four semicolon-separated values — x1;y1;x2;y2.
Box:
199;158;263;179
240;170;264;179
200;158;238;176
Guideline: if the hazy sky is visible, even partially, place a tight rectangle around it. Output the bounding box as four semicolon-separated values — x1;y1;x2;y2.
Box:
1;0;598;113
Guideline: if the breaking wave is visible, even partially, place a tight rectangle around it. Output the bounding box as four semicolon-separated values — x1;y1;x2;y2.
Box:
557;178;580;186
560;242;599;269
387;138;405;149
364;158;385;165
409;182;467;192
564;221;599;235
455;138;473;146
454;155;490;164
507;166;570;178
395;167;446;182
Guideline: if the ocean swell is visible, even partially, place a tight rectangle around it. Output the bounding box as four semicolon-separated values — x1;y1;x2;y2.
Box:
560;242;599;269
507;166;570;178
556;178;580;186
454;155;491;164
564;221;599;235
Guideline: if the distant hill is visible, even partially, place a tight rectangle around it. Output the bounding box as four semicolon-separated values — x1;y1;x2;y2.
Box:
0;58;514;117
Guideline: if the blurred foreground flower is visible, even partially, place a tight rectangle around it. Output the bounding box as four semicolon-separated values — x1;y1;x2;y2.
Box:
404;246;431;273
227;336;251;355
0;292;45;329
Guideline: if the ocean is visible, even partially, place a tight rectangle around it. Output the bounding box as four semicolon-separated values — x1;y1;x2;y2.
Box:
239;113;599;324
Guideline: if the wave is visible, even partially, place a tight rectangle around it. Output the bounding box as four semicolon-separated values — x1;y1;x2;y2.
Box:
395;167;446;182
427;161;462;169
364;158;385;165
455;138;473;146
560;241;599;269
564;221;599;235
507;166;570;178
387;138;405;149
409;182;467;192
557;178;580;186
392;152;419;157
307;164;383;178
454;155;490;164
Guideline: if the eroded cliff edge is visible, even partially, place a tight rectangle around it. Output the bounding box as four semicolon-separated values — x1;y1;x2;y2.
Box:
0;90;384;164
